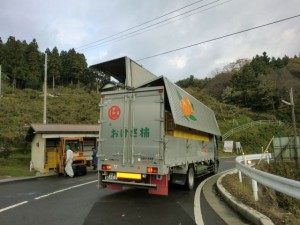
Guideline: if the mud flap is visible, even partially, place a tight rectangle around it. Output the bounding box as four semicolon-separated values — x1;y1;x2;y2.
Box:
106;185;123;191
98;174;122;190
171;173;186;186
148;174;168;196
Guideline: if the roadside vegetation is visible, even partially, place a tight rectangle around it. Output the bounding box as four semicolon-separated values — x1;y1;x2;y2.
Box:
0;151;34;177
222;161;300;225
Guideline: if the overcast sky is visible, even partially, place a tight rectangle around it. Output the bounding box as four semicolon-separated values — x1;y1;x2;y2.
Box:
1;0;300;82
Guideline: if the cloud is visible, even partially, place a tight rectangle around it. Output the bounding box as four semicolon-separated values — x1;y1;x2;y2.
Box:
168;55;187;69
49;19;89;48
87;50;109;66
1;0;300;82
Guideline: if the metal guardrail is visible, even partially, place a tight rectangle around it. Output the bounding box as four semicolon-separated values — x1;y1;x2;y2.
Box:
236;154;300;200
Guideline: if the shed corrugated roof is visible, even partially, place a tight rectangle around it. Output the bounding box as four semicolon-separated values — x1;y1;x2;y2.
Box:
26;124;98;141
30;124;98;133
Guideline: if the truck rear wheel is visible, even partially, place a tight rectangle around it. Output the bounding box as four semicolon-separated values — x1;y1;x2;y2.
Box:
212;160;219;174
186;166;195;190
81;166;87;175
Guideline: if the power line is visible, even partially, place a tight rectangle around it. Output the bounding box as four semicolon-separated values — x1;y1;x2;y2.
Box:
77;0;225;51
76;0;206;50
78;0;222;51
79;0;231;52
137;14;300;61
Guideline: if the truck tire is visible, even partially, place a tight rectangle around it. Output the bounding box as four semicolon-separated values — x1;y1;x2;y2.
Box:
81;166;87;175
186;166;195;190
212;160;219;174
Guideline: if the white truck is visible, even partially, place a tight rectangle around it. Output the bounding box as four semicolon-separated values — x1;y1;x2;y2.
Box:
91;57;221;196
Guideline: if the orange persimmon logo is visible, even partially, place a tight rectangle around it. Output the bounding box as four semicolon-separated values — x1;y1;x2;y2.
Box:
177;91;197;121
203;145;207;156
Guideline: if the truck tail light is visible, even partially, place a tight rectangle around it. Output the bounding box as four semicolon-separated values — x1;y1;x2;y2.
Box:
147;167;158;173
102;164;112;170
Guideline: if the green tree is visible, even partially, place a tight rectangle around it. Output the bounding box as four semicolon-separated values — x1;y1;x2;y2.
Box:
2;36;27;90
223;64;260;109
80;68;99;92
205;72;232;100
221;52;293;111
47;47;61;90
60;49;87;86
59;50;68;85
24;39;42;89
176;75;206;89
250;52;270;75
0;37;3;65
287;58;300;78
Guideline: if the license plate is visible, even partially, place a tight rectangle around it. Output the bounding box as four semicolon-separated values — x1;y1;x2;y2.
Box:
117;172;142;180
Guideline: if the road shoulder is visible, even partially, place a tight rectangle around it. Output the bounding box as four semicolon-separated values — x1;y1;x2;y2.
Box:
216;169;274;225
202;172;251;225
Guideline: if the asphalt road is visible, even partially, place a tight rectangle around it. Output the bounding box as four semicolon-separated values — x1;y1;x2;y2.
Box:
0;157;244;225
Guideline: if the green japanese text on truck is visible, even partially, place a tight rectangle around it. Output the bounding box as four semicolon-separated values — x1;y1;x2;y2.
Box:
91;57;221;196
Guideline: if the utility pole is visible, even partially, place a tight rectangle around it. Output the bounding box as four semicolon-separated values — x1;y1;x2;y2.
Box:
43;53;47;124
282;88;298;168
290;88;298;168
0;65;2;98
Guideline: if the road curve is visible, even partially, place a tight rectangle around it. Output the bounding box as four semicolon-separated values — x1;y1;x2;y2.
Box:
0;157;245;225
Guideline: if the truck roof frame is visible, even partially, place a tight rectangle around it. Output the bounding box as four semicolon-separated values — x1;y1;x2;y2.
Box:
91;57;220;136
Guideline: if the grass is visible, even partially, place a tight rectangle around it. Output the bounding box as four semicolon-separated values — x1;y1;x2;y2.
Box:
0;151;35;177
218;150;239;158
221;161;300;225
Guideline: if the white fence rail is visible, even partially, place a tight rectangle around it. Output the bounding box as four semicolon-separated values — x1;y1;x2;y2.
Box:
236;154;300;200
222;120;290;140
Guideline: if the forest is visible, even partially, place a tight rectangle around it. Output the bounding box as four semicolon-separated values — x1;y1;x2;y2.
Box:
176;52;300;122
0;36;98;91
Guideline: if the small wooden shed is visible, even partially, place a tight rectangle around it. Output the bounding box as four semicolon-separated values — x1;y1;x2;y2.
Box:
26;124;98;173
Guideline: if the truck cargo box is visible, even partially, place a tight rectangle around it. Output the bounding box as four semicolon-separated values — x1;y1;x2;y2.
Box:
91;57;220;195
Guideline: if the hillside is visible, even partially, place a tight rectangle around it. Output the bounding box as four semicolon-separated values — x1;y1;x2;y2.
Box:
0;85;100;151
0;50;299;154
0;83;294;155
176;52;299;153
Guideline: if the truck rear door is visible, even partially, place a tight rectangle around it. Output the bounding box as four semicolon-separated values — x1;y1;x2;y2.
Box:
99;87;164;167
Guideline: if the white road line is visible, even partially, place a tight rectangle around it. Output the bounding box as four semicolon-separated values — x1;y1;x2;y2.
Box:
0;180;97;213
0;201;28;213
34;180;97;200
194;177;209;225
194;171;229;225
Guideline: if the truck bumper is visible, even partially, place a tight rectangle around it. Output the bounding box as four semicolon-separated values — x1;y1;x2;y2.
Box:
101;179;157;189
99;173;168;196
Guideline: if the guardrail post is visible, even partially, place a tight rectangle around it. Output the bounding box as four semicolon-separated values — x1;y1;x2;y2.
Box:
252;179;258;201
238;170;242;182
266;151;269;164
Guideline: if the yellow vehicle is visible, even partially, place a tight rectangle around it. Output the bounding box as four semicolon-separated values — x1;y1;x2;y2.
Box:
56;137;87;176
